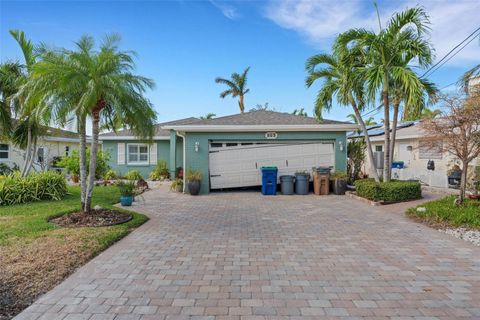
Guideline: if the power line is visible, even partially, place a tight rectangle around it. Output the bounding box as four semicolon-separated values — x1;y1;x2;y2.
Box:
421;26;480;78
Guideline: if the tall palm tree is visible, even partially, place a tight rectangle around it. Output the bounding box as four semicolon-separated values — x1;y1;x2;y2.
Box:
347;114;377;126
215;67;250;113
5;30;44;176
27;34;157;212
336;7;434;181
305;51;381;181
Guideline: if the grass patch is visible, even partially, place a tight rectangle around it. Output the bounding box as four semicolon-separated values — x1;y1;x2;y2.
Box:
0;186;148;319
406;195;480;229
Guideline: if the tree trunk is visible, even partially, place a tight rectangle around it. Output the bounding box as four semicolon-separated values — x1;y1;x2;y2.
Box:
24;137;37;176
351;102;380;182
78;116;88;212
21;126;32;177
389;101;400;179
459;161;468;205
239;95;244;113
84;107;101;213
382;90;391;182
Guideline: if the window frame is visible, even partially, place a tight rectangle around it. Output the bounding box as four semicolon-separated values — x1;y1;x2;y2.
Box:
127;143;149;165
419;139;443;160
375;145;383;152
0;144;10;160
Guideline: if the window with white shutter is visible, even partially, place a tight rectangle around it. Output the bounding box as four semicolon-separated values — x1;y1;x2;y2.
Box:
117;143;125;164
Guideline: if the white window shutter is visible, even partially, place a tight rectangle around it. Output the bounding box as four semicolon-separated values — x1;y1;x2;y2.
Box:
117;143;125;164
150;143;157;164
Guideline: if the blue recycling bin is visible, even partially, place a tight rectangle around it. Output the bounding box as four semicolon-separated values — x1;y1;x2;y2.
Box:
261;166;278;195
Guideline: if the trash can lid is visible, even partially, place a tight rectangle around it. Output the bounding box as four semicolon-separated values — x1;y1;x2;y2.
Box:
261;166;278;170
280;175;294;180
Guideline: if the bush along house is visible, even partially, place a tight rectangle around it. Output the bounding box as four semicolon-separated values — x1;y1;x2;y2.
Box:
99;110;358;194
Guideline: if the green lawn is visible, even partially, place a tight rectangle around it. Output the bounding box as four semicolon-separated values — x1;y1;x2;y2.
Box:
0;186;148;318
407;195;480;229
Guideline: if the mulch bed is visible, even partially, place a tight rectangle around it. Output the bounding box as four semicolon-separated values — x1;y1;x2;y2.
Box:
50;209;132;228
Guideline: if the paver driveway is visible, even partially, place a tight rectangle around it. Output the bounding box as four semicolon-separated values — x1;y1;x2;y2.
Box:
15;186;480;320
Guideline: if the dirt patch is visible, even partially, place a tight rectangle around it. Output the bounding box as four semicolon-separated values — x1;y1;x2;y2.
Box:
50;209;132;228
0;232;102;319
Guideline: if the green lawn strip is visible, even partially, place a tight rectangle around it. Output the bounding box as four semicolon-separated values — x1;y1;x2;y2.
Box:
0;186;148;246
407;195;480;229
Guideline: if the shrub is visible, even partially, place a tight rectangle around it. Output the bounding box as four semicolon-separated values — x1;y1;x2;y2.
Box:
57;149;110;179
331;171;348;180
0;163;19;175
355;179;421;202
116;180;136;197
186;169;202;181
104;169;118;180
0;171;68;206
149;160;169;181
125;170;143;181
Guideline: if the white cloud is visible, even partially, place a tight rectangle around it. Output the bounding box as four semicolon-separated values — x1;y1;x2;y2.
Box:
210;0;240;20
265;0;480;66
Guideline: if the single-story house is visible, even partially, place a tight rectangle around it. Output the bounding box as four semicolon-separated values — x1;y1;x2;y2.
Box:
349;121;479;188
0;127;84;172
100;110;357;194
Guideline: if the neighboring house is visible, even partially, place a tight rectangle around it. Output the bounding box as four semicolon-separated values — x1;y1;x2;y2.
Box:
349;121;479;188
100;110;357;194
0;127;83;172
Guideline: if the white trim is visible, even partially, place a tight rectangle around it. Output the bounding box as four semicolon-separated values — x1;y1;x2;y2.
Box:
161;124;359;132
42;136;94;143
126;143;150;165
0;143;10;161
370;134;424;142
176;131;186;193
99;136;170;141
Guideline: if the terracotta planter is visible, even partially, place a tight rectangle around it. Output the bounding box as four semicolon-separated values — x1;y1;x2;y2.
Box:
467;194;480;200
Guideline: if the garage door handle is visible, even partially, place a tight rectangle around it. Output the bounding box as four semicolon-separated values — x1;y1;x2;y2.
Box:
286;160;288;167
210;174;221;177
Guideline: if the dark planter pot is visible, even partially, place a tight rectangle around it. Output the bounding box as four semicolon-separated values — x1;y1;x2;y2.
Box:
332;179;347;195
120;195;133;206
187;180;201;195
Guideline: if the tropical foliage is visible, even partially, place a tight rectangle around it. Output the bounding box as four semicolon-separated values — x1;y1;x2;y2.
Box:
57;149;111;180
149;160;169;180
25;34;156;213
200;113;216;120
292;108;308;117
215;67;250;113
125;170;143;181
0;171;67;206
347;138;366;182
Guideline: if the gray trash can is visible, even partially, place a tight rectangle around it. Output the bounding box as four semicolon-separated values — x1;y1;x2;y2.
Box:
280;175;294;195
295;173;310;195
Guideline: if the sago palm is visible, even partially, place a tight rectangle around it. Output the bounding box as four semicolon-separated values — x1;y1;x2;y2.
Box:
305;51;380;181
215;67;250;113
336;7;434;181
27;34;157;212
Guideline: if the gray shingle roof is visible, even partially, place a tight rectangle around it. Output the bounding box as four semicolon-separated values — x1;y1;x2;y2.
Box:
100;117;200;137
169;110;350;126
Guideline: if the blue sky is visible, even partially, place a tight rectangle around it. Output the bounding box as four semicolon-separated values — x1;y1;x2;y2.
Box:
1;0;479;126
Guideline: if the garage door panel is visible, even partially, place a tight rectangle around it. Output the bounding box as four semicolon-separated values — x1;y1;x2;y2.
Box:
209;141;335;189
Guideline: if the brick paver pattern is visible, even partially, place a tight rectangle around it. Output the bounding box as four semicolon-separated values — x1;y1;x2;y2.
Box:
14;186;480;320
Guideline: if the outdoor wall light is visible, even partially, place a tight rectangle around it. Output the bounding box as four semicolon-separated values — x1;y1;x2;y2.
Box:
339;141;344;151
194;141;200;153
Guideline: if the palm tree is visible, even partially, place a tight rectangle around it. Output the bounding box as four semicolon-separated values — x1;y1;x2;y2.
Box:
292;108;308;117
336;7;434;181
4;30;45;176
215;67;250;113
200;113;216;120
347;114;377;126
0;62;22;137
459;64;480;94
305;51;381;181
27;34;156;213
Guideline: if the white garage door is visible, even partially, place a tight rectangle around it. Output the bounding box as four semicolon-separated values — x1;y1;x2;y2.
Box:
209;141;335;189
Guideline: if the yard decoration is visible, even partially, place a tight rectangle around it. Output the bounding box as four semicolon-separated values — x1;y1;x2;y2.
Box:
186;169;202;195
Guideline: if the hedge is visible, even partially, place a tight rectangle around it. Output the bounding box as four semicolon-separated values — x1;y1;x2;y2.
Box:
354;179;421;202
0;171;68;206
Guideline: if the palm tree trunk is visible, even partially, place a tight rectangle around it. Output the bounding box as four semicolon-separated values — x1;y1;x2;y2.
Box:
21;126;32;177
351;102;380;182
382;90;391;182
84;108;101;213
78;115;88;212
389;102;400;179
239;95;244;113
25;137;37;176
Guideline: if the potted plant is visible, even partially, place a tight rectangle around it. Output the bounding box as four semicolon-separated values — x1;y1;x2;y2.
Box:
331;171;348;195
186;169;202;195
170;178;183;192
117;180;136;206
